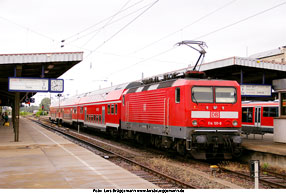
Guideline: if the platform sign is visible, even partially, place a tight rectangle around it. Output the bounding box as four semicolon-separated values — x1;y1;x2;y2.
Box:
241;84;272;97
9;77;49;92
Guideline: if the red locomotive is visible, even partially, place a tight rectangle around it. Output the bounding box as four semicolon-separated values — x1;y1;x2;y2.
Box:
242;101;278;134
50;73;242;159
50;41;242;159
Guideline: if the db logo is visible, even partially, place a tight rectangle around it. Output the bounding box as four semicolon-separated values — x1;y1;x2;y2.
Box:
211;112;220;118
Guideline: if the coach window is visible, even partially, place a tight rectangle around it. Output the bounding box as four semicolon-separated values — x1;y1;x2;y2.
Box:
175;87;180;103
99;115;102;123
263;107;278;117
123;95;125;106
107;104;110;115
73;108;77;114
242;107;253;123
80;107;83;114
281;93;286;116
115;104;118;115
111;104;114;114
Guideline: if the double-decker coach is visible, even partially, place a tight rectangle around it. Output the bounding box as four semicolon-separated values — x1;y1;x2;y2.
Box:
50;74;242;159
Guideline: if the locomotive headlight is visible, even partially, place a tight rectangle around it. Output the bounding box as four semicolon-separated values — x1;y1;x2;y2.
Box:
232;136;242;144
192;120;198;126
232;120;238;126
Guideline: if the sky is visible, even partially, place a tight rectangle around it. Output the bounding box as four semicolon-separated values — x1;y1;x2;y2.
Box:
1;0;286;105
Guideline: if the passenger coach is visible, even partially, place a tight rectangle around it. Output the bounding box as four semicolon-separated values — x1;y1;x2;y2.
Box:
242;101;278;134
50;73;242;159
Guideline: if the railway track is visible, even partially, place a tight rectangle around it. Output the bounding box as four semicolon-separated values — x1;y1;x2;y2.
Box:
219;166;286;189
31;116;286;189
29;117;198;189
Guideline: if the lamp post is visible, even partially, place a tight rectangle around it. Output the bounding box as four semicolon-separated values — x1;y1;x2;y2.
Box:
57;93;62;126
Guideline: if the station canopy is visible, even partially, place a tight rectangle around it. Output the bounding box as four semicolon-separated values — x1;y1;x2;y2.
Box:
0;52;83;106
199;56;286;85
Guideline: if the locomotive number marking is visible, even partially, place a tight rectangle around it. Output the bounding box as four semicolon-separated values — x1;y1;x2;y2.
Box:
208;121;222;126
210;111;220;118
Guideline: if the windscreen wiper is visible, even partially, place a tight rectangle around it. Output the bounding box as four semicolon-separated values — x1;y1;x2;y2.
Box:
192;92;199;105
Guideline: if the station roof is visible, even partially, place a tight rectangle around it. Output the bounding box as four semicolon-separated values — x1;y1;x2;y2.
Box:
199;56;286;85
0;52;83;106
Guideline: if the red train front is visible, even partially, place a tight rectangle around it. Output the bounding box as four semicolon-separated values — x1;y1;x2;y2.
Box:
50;73;242;160
121;77;242;159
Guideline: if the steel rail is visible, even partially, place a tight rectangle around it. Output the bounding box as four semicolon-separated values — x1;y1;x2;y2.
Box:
31;118;198;189
219;167;286;189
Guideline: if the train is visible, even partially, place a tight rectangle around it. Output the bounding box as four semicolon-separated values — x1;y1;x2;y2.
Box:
49;71;242;160
242;101;278;134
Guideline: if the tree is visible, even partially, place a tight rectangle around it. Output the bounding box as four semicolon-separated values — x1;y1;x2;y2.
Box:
39;98;51;111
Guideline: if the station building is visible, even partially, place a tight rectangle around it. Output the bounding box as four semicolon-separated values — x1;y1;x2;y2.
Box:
0;52;83;142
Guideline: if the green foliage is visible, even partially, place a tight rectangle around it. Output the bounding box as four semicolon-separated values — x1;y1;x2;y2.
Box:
35;109;48;117
20;111;32;116
39;98;51;111
20;105;39;113
262;163;269;169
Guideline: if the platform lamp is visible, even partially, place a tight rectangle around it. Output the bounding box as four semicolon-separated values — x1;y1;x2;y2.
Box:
57;93;62;126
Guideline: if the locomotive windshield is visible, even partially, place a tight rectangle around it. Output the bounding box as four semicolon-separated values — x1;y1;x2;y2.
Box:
215;87;236;103
192;87;213;103
192;86;236;103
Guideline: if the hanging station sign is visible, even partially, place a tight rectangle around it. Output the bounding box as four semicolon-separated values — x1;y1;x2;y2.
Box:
8;77;64;93
241;84;272;97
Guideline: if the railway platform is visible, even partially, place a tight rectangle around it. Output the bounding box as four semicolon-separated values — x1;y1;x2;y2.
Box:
241;134;286;169
0;118;159;189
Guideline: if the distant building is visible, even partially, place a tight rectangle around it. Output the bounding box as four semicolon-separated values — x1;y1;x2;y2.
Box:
250;46;286;64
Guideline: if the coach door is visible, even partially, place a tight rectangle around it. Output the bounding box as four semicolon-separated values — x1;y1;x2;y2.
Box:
254;107;261;127
102;106;105;124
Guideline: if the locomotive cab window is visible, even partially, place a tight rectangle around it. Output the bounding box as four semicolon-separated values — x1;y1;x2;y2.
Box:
215;87;236;103
192;86;213;103
175;87;180;103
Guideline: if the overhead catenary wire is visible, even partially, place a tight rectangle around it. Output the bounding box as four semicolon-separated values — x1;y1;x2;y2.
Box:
129;0;238;54
194;0;286;40
62;1;155;47
105;46;175;78
84;0;160;59
0;15;58;43
62;0;146;43
103;0;286;78
81;0;132;47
